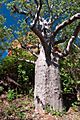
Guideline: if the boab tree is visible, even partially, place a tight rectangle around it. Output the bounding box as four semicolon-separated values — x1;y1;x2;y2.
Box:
6;0;80;112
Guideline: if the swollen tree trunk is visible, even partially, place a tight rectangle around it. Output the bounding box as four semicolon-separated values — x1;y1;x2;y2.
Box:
34;47;63;112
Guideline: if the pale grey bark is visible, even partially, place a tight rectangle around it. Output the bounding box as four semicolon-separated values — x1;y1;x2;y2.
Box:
13;1;80;113
34;47;63;112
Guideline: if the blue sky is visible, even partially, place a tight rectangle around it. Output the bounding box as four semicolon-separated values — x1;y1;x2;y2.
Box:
0;3;19;27
0;3;26;59
0;3;19;59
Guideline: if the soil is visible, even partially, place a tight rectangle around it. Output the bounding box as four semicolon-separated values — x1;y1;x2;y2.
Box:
0;93;80;120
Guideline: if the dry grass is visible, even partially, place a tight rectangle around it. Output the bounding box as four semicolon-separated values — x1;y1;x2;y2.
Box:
0;93;80;120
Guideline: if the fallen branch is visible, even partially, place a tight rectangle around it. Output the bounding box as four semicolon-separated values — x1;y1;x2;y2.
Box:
7;76;22;88
0;80;8;87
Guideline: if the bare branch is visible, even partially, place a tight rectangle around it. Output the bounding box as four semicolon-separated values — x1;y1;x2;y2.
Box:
66;23;80;53
7;76;22;88
52;13;80;38
0;80;7;87
21;45;38;58
73;43;80;50
31;0;42;28
30;0;49;51
13;1;47;53
31;52;38;58
18;58;35;64
12;33;38;58
28;49;38;58
59;23;80;57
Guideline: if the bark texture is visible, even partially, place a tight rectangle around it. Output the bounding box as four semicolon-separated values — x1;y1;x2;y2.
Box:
34;47;63;112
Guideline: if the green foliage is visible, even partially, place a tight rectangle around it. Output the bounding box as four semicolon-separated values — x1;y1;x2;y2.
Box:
0;49;35;94
0;15;14;52
60;67;74;93
18;64;29;83
0;86;4;93
16;111;26;120
12;48;36;61
60;47;80;94
17;63;29;92
45;104;65;116
17;61;34;93
0;55;17;78
7;89;17;101
71;101;79;111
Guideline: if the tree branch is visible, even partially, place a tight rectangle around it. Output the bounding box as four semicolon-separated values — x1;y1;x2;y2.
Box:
31;0;42;28
34;0;38;7
21;41;39;58
54;36;68;45
21;45;38;58
31;27;47;47
66;23;80;53
18;58;35;64
7;76;22;88
46;0;51;14
59;23;80;57
12;33;38;58
28;49;38;58
13;1;48;54
52;13;80;39
30;0;49;52
13;5;27;15
73;43;80;50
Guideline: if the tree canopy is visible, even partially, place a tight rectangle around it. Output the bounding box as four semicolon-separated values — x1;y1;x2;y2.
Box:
4;0;80;58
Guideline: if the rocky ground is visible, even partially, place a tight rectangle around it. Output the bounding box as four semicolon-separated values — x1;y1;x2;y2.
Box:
0;93;80;120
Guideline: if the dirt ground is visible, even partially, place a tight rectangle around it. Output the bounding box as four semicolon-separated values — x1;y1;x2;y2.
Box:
0;93;80;120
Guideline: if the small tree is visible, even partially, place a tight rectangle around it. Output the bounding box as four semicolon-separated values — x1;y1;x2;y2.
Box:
5;0;80;112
